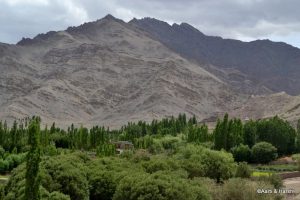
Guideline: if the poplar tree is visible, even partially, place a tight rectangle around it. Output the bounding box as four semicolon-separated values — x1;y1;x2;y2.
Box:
24;118;41;200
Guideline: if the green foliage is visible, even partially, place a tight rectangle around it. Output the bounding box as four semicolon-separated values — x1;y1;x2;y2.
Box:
231;144;251;162
0;154;26;173
186;124;210;144
113;172;211;200
213;178;279;200
40;154;89;200
133;135;154;149
254;164;298;172
132;149;151;163
296;119;300;152
199;149;236;182
96;143;115;157
88;171;116;200
214;114;243;151
243;120;257;148
176;145;236;181
235;162;252;178
3;164;26;200
256;116;296;155
142;159;171;174
25;118;41;200
0;146;5;158
251;142;278;163
268;174;283;189
1;114;299;199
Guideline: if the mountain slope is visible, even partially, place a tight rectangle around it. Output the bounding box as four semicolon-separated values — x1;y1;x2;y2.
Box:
0;15;240;127
130;18;300;95
230;92;300;124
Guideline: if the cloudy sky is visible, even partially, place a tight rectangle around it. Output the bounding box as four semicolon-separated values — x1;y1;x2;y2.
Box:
1;0;300;48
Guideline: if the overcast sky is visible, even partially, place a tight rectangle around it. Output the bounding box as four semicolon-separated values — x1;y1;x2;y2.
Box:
1;0;300;48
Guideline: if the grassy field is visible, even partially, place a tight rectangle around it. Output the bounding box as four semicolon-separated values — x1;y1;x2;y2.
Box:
252;171;274;177
254;164;298;172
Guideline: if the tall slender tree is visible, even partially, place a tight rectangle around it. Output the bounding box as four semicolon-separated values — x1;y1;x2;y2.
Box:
24;118;41;200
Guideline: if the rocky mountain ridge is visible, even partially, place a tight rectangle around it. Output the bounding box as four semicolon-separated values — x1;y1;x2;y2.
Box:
130;17;300;95
0;15;299;127
0;15;242;127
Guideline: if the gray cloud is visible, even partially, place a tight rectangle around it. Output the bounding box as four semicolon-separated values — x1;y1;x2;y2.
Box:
0;0;300;47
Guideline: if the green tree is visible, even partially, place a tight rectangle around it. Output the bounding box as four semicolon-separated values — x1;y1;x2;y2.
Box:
24;118;41;200
296;119;300;152
243;120;257;148
251;142;277;163
231;144;251;162
256;116;296;155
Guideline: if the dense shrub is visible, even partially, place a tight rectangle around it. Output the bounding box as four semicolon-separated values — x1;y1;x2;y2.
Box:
143;159;170;174
0;146;5;158
0;154;26;173
235;162;252;178
89;171;117;200
199;149;236;181
40;154;89;200
231;144;251;162
215;178;279;200
251;142;278;163
113;172;211;200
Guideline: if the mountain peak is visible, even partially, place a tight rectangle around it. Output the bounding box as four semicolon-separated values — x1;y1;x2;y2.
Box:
66;15;124;35
171;22;205;35
129;17;171;27
103;14;116;20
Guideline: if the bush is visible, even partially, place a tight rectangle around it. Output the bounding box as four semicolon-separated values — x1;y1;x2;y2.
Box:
40;154;89;200
182;157;204;178
235;162;252;178
160;135;181;152
0;146;5;158
40;187;71;200
89;171;117;200
217;178;279;200
113;172;211;200
143;159;171;174
0;159;9;172
48;191;71;200
231;144;251;162
200;149;236;182
148;140;164;154
43;143;59;156
132;149;151;163
251;142;278;164
268;174;283;189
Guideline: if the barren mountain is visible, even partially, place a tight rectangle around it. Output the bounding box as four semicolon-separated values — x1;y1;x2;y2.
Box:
0;15;243;127
130;17;300;95
230;92;300;124
1;15;300;127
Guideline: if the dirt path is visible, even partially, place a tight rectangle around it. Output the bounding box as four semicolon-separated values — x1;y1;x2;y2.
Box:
283;177;300;200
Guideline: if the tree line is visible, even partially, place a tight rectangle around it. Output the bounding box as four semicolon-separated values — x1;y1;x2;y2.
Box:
1;114;300;159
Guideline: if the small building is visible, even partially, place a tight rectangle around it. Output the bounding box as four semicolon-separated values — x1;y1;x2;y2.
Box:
111;141;134;154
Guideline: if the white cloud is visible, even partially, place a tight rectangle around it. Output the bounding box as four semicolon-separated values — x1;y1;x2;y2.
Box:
58;0;89;24
1;0;49;6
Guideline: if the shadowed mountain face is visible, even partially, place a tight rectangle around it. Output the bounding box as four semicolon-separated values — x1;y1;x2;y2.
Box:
0;15;242;127
130;17;300;95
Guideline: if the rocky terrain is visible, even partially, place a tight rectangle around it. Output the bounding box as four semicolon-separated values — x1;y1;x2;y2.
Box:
0;15;244;127
230;92;300;124
0;14;300;127
130;17;300;95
